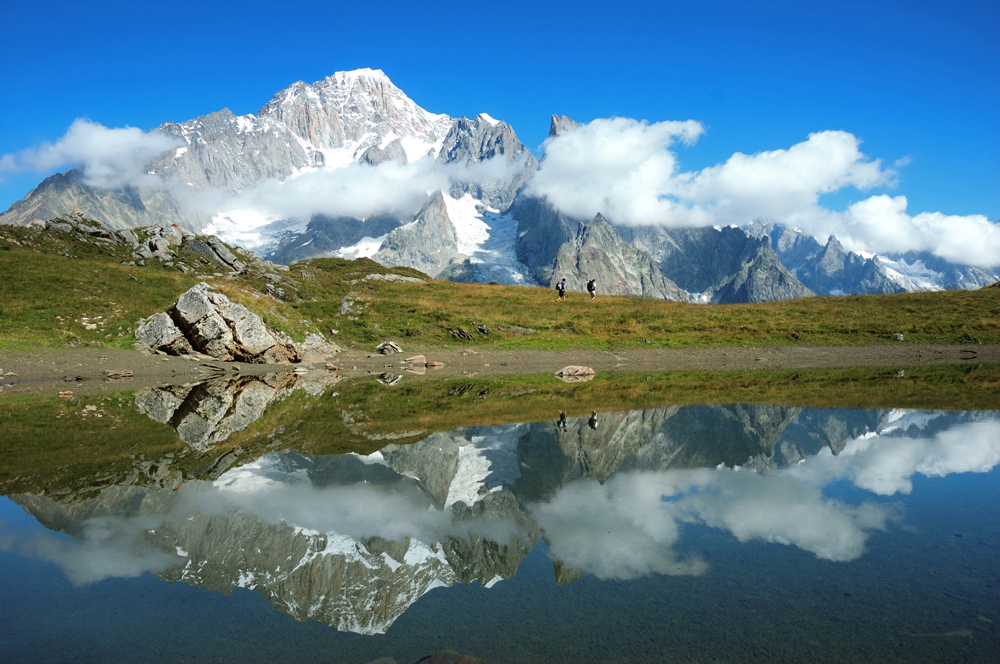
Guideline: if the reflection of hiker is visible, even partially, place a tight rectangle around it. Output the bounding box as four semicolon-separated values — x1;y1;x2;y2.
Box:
558;410;568;431
556;278;567;301
587;279;597;301
588;409;598;429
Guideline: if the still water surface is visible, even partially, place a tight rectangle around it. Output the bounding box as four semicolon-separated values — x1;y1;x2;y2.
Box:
1;380;998;663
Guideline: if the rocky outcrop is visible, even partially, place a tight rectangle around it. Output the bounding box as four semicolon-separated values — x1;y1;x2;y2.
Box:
549;214;688;301
359;137;409;166
374;191;458;277
135;283;304;363
548;114;579;138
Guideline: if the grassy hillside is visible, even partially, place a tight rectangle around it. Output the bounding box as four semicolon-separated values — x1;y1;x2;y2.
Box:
2;223;999;351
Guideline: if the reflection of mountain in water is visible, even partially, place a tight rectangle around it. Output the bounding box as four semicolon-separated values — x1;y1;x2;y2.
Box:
13;403;1000;634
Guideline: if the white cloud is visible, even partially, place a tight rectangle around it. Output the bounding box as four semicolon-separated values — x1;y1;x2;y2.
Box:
529;120;1000;267
0;119;182;189
526;117;705;225
198;153;527;225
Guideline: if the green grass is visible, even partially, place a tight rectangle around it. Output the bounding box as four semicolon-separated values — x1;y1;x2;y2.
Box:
2;363;998;498
2;224;999;351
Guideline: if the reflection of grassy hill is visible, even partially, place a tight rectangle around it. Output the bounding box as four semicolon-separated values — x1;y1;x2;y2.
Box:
2;224;999;351
2;364;998;498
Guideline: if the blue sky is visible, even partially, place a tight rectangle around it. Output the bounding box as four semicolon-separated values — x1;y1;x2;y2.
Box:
1;0;997;220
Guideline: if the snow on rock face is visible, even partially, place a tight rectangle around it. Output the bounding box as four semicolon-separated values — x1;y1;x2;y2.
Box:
256;68;454;168
333;234;388;260
444;424;526;508
444;193;491;255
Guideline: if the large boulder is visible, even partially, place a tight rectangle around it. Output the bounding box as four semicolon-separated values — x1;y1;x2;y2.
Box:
136;283;302;363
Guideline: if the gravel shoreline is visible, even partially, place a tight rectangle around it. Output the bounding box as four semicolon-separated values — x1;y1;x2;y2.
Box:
1;344;996;397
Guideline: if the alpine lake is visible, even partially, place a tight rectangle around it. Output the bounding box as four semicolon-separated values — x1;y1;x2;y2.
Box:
1;362;998;664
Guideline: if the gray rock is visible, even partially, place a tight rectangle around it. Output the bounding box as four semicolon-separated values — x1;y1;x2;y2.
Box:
135;385;192;423
45;220;73;233
359;138;408;166
205;236;245;272
173;285;238;359
135;312;194;355
138;283;299;363
294;332;343;362
115;228;139;246
376;340;403;354
548;114;579;138
149;236;171;254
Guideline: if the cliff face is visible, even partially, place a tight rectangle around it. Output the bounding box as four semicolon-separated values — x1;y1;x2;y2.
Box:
374;191;459;277
621;225;813;303
549;214;688;301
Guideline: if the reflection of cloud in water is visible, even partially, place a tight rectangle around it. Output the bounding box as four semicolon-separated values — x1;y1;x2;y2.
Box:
794;420;1000;496
534;417;1000;578
533;468;890;579
0;515;179;586
205;455;524;545
7;409;1000;598
530;475;708;580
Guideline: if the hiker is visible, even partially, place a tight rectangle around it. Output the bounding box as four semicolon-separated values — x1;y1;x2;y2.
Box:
558;410;568;431
588;409;598;430
556;278;567;301
587;279;597;301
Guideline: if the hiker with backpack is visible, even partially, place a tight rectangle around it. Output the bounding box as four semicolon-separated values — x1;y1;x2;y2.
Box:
556;278;567;301
587;279;597;301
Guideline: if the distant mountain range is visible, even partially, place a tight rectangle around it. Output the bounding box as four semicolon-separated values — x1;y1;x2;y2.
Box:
2;69;995;302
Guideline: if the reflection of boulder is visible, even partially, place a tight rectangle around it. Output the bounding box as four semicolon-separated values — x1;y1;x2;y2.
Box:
136;374;299;450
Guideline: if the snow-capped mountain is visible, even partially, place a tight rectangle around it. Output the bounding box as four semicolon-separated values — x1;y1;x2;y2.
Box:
1;70;995;300
744;221;998;294
0;69;537;261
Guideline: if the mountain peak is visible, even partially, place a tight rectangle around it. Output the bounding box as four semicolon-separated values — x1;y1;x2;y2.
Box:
549;115;579;138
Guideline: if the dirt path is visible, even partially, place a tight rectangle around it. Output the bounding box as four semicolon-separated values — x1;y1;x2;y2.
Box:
2;343;995;397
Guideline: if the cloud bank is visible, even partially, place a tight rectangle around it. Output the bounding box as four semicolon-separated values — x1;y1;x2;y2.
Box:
528;120;1000;267
206;155;524;223
5;115;996;267
0;119;182;189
